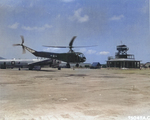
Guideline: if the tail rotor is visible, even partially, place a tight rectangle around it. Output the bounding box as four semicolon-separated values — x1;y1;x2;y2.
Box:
13;35;26;54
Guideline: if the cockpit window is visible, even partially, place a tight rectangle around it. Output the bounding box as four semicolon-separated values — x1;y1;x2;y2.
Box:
79;53;85;58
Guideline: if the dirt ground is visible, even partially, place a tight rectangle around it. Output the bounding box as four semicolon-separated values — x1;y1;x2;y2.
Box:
0;68;150;120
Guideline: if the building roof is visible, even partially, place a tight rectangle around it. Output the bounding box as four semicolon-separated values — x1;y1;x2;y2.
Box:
107;59;141;62
91;62;101;67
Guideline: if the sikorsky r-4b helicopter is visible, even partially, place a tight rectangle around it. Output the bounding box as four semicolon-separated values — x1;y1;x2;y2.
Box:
13;36;94;68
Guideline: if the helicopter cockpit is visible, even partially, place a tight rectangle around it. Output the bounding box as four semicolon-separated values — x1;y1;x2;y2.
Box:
76;52;86;62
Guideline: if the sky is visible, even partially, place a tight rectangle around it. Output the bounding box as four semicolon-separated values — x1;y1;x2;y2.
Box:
0;0;149;64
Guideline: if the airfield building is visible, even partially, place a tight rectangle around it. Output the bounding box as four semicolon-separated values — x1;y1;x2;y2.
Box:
90;62;101;69
107;45;140;69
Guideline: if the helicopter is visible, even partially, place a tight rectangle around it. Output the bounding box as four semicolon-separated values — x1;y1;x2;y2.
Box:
13;36;95;68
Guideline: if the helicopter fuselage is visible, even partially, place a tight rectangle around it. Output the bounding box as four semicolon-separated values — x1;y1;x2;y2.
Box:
25;45;86;63
33;51;86;63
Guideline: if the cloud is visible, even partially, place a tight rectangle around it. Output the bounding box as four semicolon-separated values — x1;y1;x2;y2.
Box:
29;2;33;7
61;0;74;2
87;50;96;54
98;51;110;55
69;8;89;23
43;48;61;52
0;1;21;7
78;48;87;53
22;24;52;31
110;15;124;21
8;22;19;29
81;49;109;55
141;0;149;14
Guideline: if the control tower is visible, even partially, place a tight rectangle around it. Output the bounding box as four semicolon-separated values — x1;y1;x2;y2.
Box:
115;45;135;59
107;44;140;68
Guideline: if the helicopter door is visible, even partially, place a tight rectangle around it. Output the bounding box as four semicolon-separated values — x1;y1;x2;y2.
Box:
1;62;6;69
75;53;79;62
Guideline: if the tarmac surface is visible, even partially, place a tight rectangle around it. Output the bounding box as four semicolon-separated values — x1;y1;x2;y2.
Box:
0;68;150;120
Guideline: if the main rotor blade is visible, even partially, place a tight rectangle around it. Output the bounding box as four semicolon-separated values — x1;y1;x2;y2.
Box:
20;35;24;44
72;45;98;48
43;45;70;48
43;45;97;48
22;46;26;54
13;44;21;46
69;36;77;47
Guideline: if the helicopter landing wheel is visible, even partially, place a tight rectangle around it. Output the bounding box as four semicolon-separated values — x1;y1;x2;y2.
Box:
76;63;79;67
58;67;61;70
66;63;71;68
